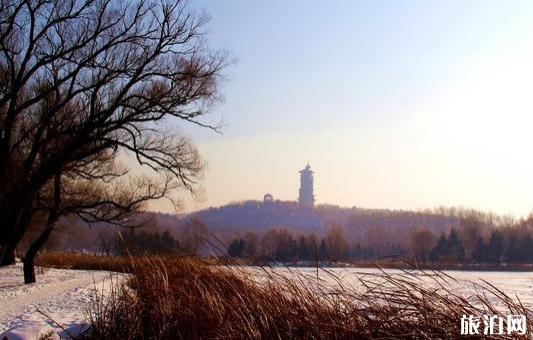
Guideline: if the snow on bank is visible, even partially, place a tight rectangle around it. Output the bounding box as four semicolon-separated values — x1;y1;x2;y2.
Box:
0;262;125;339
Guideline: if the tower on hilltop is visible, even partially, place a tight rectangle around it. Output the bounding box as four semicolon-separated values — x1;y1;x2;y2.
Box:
298;163;315;207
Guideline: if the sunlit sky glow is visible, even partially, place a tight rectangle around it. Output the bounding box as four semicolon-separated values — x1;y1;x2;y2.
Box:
150;1;533;217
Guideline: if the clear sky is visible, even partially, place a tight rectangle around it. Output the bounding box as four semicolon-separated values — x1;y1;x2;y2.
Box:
156;1;533;217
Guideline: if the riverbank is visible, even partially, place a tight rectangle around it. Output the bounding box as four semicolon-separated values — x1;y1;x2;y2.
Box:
245;259;533;272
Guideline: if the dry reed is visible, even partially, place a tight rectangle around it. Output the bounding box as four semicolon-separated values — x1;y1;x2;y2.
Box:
36;252;532;339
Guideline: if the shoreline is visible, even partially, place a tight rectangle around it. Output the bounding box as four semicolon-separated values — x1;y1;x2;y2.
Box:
244;260;533;272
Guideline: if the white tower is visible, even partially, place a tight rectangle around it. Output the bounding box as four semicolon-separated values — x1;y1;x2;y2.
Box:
298;163;315;207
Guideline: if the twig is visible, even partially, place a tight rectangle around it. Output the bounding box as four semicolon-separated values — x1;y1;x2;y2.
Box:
36;308;77;339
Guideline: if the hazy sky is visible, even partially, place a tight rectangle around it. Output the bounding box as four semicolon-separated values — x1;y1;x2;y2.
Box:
154;1;533;217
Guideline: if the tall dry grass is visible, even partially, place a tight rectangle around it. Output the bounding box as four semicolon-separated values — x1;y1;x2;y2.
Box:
35;252;135;272
36;253;532;339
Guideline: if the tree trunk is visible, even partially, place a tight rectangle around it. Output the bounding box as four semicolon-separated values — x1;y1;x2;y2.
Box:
0;199;37;267
23;173;61;284
22;253;36;284
23;224;55;284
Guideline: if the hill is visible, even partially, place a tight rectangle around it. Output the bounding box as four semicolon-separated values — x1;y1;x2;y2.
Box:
33;201;514;256
182;200;461;245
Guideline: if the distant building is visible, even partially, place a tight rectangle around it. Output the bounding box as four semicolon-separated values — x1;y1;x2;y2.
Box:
263;193;273;203
298;163;315;207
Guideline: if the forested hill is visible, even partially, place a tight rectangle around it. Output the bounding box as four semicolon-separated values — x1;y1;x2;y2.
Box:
37;201;520;255
180;200;461;243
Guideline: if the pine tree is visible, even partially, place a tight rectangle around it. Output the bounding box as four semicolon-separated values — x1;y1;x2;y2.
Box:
472;236;489;263
487;231;505;264
506;234;522;263
506;233;533;264
228;238;245;258
447;229;465;263
430;233;447;263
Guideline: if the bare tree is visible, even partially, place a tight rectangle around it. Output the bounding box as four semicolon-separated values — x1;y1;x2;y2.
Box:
458;213;483;262
21;155;177;283
410;228;436;263
323;224;349;261
181;216;208;255
0;0;230;274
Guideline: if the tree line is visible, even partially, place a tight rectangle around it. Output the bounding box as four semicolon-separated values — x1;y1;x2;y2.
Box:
226;223;533;265
89;217;209;257
227;224;383;262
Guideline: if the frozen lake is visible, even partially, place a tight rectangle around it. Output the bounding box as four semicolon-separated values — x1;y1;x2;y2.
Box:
241;266;533;310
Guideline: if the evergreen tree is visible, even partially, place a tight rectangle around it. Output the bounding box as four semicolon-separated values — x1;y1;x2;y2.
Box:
228;238;245;258
274;229;297;261
429;233;447;263
296;234;318;261
351;243;363;260
506;234;522;263
506;234;533;264
486;231;505;264
161;230;176;251
446;229;465;263
524;235;533;263
472;236;489;263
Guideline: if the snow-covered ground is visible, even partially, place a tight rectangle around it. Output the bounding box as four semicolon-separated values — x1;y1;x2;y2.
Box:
0;262;124;339
2;263;531;339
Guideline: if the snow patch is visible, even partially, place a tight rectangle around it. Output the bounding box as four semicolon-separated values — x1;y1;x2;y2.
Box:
0;262;126;339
